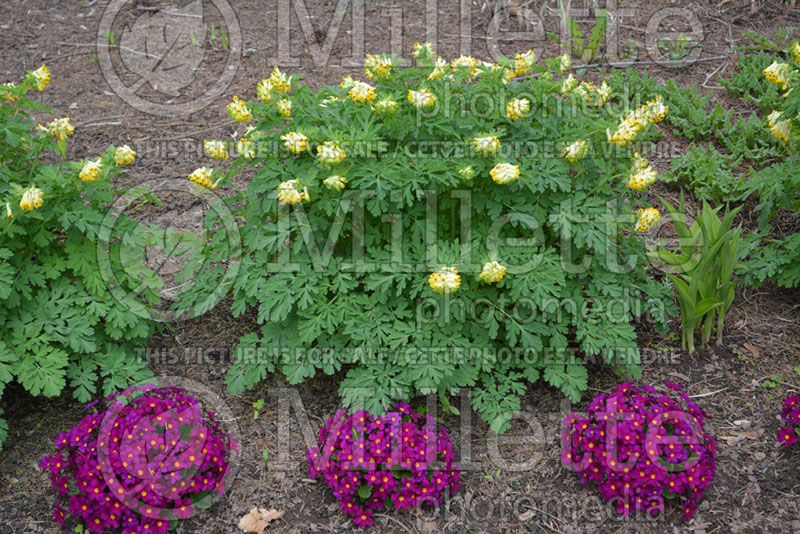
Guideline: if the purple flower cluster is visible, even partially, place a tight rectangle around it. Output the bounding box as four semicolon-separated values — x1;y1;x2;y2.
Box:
41;385;236;534
307;402;460;528
561;382;716;521
778;395;800;446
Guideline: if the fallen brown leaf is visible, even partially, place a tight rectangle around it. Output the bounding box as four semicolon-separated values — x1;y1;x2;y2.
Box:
238;507;284;534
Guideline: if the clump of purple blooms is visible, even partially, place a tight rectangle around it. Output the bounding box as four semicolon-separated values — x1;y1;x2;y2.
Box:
40;384;236;534
561;382;716;521
778;395;800;447
307;402;460;528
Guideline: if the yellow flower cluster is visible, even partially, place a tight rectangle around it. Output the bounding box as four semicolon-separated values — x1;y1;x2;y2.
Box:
607;96;669;146
473;136;500;156
563;140;587;163
31;64;50;91
236;128;258;160
408;88;436;109
277;98;292;117
277;179;309;205
413;42;434;60
340;75;355;90
458;166;475;181
506;97;530;119
428;57;449;81
451;55;479;77
269;66;291;93
227;96;252;122
79;158;103;182
0;83;17;102
320;95;341;108
20;186;43;210
490;162;519;185
559;54;571;73
560;74;578;94
114;145;136;166
317;141;346;166
572;81;612;106
189;167;217;189
365;54;393;80
764;61;792;91
373;98;397;114
40;117;74;140
478;261;506;283
626;154;657;191
635;207;660;232
514;50;536;76
6;202;12;218
792;41;800;65
256;79;272;103
429;266;461;294
204;140;229;160
323;175;347;192
281;131;310;154
348;80;377;104
768;110;792;142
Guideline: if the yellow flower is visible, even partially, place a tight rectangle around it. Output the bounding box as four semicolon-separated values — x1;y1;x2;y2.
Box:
316;141;346;166
236;136;256;160
428;57;449;81
256;79;272;103
429;266;461;294
632;153;649;172
365;54;393;80
79;158;103;182
506;97;530;119
280;131;310;154
502;68;516;84
41;117;74;140
458;166;475;181
478;261;506;283
607;97;668;146
226;96;252;122
490;162;519;185
595;81;612;105
563;140;587;163
6;202;13;218
277;179;309;205
31;64;50;91
645;96;668;123
0;83;17;102
559;54;571;73
204;140;229;160
635;207;660;232
320;95;341;108
276;98;292;117
269;66;291;93
514;50;536;75
408;88;436;109
323;175;347;192
373;98;397;114
792;41;800;65
19;186;44;210
560;73;578;94
767;110;783;127
188;167;217;190
764;61;792;90
626;166;657;191
114;145;136;166
340;75;355;90
451;55;479;77
413;42;434;60
348;80;377;104
770;119;792;142
473;136;500;156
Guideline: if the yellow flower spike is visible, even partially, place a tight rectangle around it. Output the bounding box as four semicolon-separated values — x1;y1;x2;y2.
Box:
595;81;612;106
340;75;355;90
473;136;500;156
277;179;309;205
319;95;341;108
31;64;50;91
458;166;475;181
365;54;393;80
114;145;136;166
0;83;17;102
42;117;75;140
348;80;377;104
188;167;217;190
770;119;791;142
204;140;229;160
79;158;103;182
408;88;436;109
316;141;346;166
269;66;291;93
428;57;449;81
451;55;479;77
6;202;13;218
560;73;578;94
280;131;310;154
236;136;255;160
563;140;587;163
256;79;272;103
626;166;657;191
767;110;783;127
429;266;461;294
635;207;661;232
413;42;434;60
226;96;252;122
490;162;520;185
502;67;516;84
764;61;791;90
373;98;398;115
323;175;347;192
559;54;571;73
514;50;536;76
19;186;44;211
506;97;531;119
478;261;506;283
276;98;292;117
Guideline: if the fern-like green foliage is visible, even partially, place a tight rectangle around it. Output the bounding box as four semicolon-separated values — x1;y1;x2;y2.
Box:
720;52;784;114
663;145;743;204
185;49;676;433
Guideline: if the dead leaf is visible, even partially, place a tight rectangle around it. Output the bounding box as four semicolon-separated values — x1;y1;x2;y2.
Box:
743;342;760;357
238;507;284;534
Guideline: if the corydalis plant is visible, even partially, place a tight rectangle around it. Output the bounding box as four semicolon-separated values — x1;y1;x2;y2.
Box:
307;403;460;529
40;385;237;533
561;382;716;521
